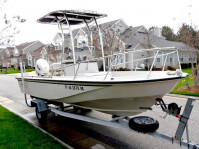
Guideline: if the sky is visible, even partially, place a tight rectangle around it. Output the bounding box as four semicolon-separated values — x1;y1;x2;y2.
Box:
2;0;199;45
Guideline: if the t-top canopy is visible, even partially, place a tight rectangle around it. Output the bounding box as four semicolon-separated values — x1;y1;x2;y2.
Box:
37;10;107;25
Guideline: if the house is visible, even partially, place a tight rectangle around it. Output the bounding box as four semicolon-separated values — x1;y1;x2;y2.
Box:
52;19;128;67
52;19;127;50
26;46;46;67
51;19;198;70
14;41;44;67
119;26;198;69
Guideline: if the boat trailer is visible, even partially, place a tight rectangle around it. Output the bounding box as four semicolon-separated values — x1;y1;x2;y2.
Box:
29;96;199;149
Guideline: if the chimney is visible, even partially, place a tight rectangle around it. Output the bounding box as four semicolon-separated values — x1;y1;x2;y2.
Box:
152;27;162;37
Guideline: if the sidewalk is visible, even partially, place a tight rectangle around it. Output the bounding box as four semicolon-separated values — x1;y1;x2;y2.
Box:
6;71;37;77
0;95;113;149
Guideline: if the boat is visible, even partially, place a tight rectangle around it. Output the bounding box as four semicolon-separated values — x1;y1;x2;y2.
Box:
16;10;188;116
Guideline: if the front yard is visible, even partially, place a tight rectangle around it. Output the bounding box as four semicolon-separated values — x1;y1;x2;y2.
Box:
0;105;66;149
171;68;199;96
0;68;35;74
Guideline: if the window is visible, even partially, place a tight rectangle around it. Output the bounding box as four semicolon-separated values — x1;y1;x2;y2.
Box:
163;55;169;62
6;51;10;57
55;41;62;50
77;56;81;62
28;56;32;66
14;48;19;56
170;58;172;62
157;58;160;62
179;52;183;58
120;58;123;63
189;57;196;62
77;35;88;48
179;52;183;62
179;52;184;62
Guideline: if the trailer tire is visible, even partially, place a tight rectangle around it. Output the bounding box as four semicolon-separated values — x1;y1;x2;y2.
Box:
129;116;159;133
35;106;47;122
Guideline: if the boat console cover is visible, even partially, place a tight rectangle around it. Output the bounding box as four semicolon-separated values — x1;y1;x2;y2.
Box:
37;10;107;25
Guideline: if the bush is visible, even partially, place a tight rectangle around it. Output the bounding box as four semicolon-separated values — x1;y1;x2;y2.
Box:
145;65;157;71
117;67;130;71
26;66;33;69
167;66;176;70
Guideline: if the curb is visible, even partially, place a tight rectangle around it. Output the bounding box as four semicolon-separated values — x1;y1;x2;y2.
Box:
165;93;199;100
0;101;73;149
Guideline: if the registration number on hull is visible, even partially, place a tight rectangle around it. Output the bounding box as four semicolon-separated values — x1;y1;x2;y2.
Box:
65;85;84;91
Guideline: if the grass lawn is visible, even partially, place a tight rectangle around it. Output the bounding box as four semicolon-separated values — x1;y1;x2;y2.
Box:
0;68;35;74
0;105;67;149
171;68;199;96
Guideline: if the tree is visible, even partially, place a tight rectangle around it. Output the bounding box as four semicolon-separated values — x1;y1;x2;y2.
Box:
93;24;126;70
177;23;199;86
0;0;26;46
45;44;61;64
162;26;176;41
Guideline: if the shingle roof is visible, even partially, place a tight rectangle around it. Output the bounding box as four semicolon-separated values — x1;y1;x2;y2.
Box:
119;26;149;48
56;19;121;40
118;26;198;51
152;38;198;51
16;41;36;51
29;46;45;58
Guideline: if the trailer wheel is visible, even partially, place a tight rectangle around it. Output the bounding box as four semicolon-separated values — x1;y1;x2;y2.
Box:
129;116;159;133
35;106;47;122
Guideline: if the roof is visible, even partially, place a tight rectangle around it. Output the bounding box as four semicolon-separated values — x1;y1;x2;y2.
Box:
118;26;198;51
6;47;14;52
29;46;45;58
54;19;122;41
98;19;121;31
119;26;148;48
38;10;107;25
153;38;198;51
16;41;36;51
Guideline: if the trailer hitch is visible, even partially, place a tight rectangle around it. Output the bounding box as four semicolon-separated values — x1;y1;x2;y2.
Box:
156;98;181;117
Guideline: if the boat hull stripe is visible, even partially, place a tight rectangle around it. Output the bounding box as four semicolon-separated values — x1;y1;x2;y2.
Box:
16;76;184;85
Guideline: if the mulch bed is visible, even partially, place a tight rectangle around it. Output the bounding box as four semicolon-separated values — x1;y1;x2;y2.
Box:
189;74;194;77
178;85;199;93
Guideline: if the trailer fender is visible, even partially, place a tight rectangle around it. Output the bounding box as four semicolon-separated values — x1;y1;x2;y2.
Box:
31;99;48;112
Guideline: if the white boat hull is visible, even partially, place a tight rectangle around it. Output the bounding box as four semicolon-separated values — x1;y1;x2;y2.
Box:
16;74;182;116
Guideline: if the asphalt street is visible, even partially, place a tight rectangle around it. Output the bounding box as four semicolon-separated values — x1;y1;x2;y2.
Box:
0;74;199;149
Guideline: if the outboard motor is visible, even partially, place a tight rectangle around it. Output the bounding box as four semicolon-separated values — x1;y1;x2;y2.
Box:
35;59;49;76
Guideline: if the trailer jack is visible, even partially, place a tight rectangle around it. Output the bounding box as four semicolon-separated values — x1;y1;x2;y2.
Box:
156;97;199;148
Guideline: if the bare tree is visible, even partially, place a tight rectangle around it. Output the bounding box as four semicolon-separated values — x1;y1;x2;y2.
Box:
45;44;62;64
0;0;26;46
93;25;127;70
2;51;9;73
177;23;199;86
